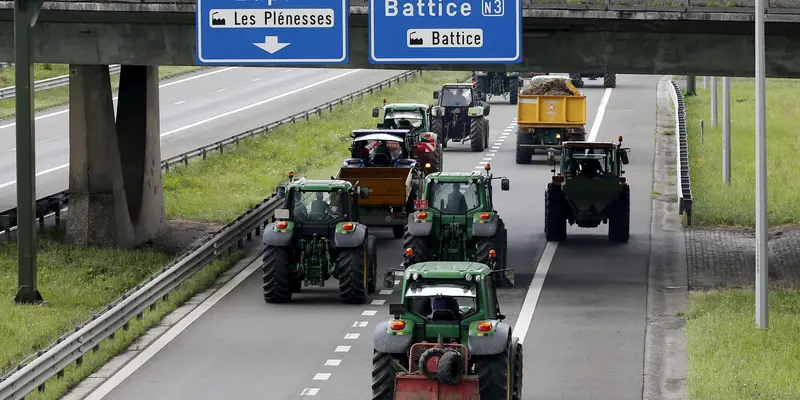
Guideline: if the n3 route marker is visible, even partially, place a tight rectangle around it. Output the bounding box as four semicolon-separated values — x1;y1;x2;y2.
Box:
196;0;349;65
369;0;521;64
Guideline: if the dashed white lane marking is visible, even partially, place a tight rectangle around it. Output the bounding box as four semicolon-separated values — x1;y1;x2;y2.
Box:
301;388;320;396
379;289;393;295
174;100;186;105
353;321;369;327
371;299;386;306
325;359;342;366
313;373;332;381
344;333;360;340
362;310;377;316
334;346;351;352
253;78;261;81
217;88;226;92
394;280;401;285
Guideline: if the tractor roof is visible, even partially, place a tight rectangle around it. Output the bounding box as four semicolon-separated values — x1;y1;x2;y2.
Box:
441;83;474;89
562;141;616;149
352;128;410;138
290;178;352;191
353;133;406;143
384;103;428;111
405;261;492;278
425;171;487;182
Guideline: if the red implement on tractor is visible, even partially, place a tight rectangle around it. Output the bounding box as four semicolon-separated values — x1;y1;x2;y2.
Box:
393;338;479;400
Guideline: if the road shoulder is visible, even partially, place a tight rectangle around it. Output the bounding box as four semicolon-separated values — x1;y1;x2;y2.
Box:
642;76;688;400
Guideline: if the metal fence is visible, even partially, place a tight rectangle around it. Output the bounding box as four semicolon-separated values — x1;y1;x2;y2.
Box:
0;68;426;399
0;65;122;100
669;80;693;225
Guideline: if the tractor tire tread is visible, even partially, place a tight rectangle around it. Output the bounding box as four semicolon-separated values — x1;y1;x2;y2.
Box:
338;245;368;304
262;246;292;303
473;338;511;399
545;184;568;241
470;117;486;152
372;350;396;400
608;185;631;242
402;225;429;265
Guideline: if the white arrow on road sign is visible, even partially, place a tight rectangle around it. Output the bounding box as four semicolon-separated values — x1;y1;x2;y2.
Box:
253;36;290;54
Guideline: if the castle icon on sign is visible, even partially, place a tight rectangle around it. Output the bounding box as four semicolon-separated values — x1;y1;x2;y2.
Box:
408;31;423;46
211;12;226;26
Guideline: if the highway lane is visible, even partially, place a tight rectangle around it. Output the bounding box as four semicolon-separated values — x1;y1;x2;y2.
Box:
0;67;405;212
79;76;660;400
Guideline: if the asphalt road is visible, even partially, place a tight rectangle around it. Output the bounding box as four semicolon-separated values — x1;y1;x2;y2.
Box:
82;74;661;400
0;67;405;212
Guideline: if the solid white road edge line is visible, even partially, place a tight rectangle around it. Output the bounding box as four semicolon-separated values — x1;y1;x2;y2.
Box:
83;259;262;400
0;69;363;189
512;86;613;343
0;67;239;130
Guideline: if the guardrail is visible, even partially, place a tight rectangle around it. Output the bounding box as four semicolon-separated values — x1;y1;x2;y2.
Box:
0;68;427;398
0;65;122;100
0;69;422;239
669;80;693;225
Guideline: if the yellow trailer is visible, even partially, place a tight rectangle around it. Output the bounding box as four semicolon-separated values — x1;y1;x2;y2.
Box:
336;167;420;238
515;77;588;165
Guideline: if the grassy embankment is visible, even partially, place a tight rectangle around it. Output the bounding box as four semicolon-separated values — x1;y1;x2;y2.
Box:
0;63;206;119
0;70;467;400
164;70;469;223
684;78;800;400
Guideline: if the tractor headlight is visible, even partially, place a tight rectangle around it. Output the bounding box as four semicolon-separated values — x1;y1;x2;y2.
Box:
475;274;483;282
465;274;473;281
412;273;419;281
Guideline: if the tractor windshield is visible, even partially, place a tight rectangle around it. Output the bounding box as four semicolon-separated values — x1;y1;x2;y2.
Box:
562;147;617;178
440;88;472;107
384;112;423;130
405;280;477;320
291;190;344;223
428;181;480;214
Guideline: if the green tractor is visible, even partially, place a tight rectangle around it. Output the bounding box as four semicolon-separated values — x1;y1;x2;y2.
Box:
431;83;491;152
471;71;521;104
544;137;632;242
401;165;513;286
372;260;523;400
261;173;378;304
569;73;617;88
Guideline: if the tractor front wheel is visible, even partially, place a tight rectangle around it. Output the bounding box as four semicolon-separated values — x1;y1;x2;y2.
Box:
338;245;369;304
608;186;630;243
545;184;568;241
367;235;378;294
470;117;486;152
402;225;429;265
262;246;293;303
473;336;512;399
372;350;396;400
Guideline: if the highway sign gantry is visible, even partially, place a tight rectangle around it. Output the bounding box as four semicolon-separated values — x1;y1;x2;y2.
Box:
196;0;349;65
369;0;522;64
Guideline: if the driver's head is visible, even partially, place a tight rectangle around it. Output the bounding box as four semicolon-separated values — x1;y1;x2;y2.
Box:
452;183;461;192
316;192;324;201
397;119;411;128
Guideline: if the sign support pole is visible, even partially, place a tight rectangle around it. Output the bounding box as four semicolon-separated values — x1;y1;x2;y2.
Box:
754;0;768;330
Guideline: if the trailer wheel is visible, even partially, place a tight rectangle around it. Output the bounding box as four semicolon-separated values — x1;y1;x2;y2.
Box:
604;73;617;88
515;131;532;164
402;225;429;265
367;235;378;293
372;350;396;400
509;79;519;105
262;246;292;303
473;336;511;399
510;338;523;400
608;185;630;243
470;117;486;152
545;184;567;241
338;245;368;304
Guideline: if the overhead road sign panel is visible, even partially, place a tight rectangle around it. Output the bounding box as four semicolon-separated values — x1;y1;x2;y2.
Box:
196;0;349;65
369;0;522;64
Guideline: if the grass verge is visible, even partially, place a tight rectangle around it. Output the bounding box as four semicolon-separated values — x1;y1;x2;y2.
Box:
685;77;800;226
163;70;470;223
686;290;800;400
0;65;207;120
0;225;243;400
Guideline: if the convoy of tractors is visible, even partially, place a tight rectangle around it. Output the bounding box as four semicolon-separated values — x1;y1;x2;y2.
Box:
259;73;628;400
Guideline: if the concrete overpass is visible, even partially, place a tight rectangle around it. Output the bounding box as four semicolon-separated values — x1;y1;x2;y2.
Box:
2;0;800;249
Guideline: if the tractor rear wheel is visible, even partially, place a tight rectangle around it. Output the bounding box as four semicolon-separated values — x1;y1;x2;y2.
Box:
372;350;396;400
509;79;519;105
427;143;443;173
608;185;630;243
432;118;445;148
545;184;568;241
338;245;368;304
604;73;617;88
402;225;429;265
470;117;486;152
262;246;292;303
473;336;512;399
367;235;378;294
510;337;523;400
483;118;490;148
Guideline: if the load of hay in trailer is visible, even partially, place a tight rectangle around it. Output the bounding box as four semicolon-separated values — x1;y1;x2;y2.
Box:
520;77;574;96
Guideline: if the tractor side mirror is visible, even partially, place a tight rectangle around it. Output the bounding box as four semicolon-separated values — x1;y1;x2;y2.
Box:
483;104;491;116
433;91;439;99
389;303;405;318
620;148;630;165
384;270;395;288
491;268;516;287
501;178;510;191
275;185;286;199
372;107;380;118
359;187;370;199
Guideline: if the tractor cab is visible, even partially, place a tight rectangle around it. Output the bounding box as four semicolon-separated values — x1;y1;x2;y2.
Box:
372;102;430;133
547;136;630;180
373;260;523;400
343;130;416;168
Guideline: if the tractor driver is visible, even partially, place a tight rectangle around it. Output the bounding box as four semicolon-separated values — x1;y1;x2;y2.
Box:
309;192;331;216
396;118;413;131
578;150;604;178
446;183;468;213
371;140;393;166
431;295;461;320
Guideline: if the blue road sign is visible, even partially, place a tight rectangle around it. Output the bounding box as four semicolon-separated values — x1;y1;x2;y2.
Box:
369;0;521;64
196;0;349;65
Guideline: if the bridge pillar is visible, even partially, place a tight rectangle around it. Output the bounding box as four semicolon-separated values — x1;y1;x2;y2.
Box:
65;64;165;248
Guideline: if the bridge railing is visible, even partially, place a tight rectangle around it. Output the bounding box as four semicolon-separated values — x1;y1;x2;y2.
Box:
0;65;122;100
669;80;693;225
